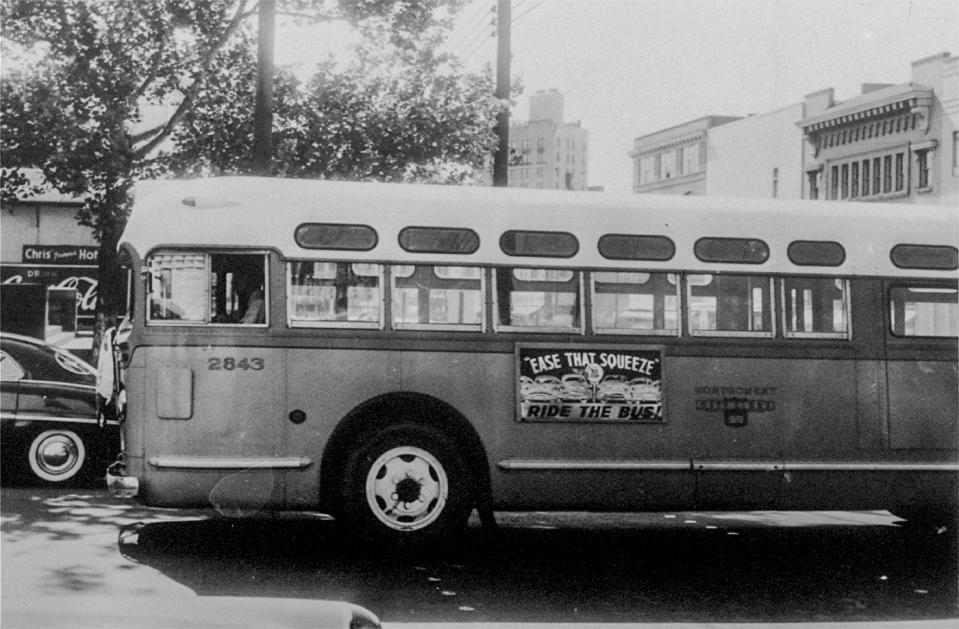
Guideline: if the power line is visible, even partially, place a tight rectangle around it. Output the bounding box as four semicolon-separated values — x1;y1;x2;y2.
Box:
450;2;495;52
512;0;546;25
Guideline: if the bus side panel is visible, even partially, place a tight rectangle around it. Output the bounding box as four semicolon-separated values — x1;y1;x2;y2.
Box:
134;345;289;510
887;360;958;450
284;347;402;506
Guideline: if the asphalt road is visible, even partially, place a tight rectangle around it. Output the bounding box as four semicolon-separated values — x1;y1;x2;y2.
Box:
1;482;956;627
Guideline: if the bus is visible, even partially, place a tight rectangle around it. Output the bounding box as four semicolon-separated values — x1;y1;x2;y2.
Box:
102;176;958;546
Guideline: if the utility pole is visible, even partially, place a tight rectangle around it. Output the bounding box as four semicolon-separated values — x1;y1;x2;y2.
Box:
252;0;275;176
492;0;511;187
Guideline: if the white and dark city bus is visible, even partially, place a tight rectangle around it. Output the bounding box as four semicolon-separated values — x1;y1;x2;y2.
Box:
102;177;958;545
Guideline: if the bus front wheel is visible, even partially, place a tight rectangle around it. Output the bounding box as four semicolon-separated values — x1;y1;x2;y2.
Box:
338;423;472;548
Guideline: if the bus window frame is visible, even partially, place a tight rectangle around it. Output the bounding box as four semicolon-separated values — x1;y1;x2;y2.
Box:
286;260;385;330
492;266;585;334
685;273;776;338
390;264;486;332
589;270;682;337
779;276;852;340
144;249;270;328
886;280;959;339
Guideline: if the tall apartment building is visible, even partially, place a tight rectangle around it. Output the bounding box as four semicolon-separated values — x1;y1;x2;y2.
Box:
628;116;741;195
508;90;589;190
798;52;958;206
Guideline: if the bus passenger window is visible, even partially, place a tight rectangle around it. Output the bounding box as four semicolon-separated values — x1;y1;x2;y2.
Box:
392;265;483;329
687;274;773;336
889;285;958;337
781;277;849;338
592;271;679;335
495;268;581;331
289;262;382;327
147;252;267;325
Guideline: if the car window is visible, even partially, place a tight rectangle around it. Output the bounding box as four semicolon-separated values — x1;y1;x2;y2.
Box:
0;351;25;381
3;341;94;385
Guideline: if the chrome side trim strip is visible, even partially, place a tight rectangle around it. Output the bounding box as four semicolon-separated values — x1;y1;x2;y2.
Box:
784;461;959;472
498;459;959;473
498;459;691;471
694;461;783;471
148;456;312;470
1;413;119;426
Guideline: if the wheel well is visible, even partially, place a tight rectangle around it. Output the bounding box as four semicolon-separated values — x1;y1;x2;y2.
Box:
319;392;492;515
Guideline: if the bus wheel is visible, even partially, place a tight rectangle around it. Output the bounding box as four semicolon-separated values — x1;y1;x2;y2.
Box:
27;429;87;484
338;423;472;548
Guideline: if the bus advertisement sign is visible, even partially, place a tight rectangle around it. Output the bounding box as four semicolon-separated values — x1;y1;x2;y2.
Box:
517;344;664;422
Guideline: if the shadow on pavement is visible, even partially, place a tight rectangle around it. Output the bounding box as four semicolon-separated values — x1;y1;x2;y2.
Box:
115;510;959;624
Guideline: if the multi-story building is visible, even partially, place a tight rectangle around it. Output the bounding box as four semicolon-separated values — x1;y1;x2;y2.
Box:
798;52;958;206
630;53;957;207
706;104;805;199
628;116;741;195
508;90;589;190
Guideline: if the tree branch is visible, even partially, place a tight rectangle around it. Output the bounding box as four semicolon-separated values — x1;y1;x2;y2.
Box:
133;0;256;158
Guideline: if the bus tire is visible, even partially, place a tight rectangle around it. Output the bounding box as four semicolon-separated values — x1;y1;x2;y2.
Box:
337;422;472;549
27;428;87;484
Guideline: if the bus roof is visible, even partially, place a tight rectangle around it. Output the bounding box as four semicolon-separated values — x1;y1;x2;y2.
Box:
123;177;958;278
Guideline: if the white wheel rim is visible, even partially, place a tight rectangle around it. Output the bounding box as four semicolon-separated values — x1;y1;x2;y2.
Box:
365;445;448;532
28;430;85;482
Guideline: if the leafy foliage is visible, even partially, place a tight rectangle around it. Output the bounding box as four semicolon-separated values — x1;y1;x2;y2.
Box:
169;33;502;184
0;0;505;330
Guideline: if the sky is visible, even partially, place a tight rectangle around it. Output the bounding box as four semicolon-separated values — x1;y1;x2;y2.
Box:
285;0;959;193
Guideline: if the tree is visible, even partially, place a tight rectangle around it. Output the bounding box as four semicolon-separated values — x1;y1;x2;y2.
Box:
0;0;501;350
1;0;262;337
169;30;504;184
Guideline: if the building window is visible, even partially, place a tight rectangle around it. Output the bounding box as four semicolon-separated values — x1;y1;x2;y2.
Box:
660;150;675;179
861;159;870;196
850;162;858;198
883;155;892;192
840;163;849;198
830;165;839;199
639;156;654;185
895;152;904;191
953;131;958;176
807;169;820;200
683;143;700;174
872;157;881;193
917;149;930;189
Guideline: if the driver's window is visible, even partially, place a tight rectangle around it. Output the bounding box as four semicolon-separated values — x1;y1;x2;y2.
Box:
147;252;267;326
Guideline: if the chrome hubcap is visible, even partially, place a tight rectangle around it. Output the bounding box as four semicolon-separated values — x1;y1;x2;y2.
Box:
365;446;448;532
34;434;80;476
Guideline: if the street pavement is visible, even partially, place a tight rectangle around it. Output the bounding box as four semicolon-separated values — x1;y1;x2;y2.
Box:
2;484;956;628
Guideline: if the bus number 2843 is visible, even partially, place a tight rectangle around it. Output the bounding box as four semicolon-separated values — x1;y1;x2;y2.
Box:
208;357;265;371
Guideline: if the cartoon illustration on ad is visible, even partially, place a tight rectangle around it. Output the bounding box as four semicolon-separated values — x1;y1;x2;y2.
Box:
517;344;664;422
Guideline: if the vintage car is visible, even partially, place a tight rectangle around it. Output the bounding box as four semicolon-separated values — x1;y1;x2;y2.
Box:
525;375;563;402
560;373;591;402
597;374;630;403
626;377;662;404
0;333;119;484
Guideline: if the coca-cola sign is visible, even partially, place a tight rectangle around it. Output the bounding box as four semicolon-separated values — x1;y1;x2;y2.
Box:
1;264;98;330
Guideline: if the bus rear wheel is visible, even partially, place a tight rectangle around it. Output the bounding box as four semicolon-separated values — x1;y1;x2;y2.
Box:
337;423;472;549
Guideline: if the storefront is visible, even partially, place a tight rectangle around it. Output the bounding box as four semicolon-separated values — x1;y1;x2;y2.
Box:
1;188;98;358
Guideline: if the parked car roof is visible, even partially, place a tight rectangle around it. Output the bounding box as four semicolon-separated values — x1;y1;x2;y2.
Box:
0;333;95;385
